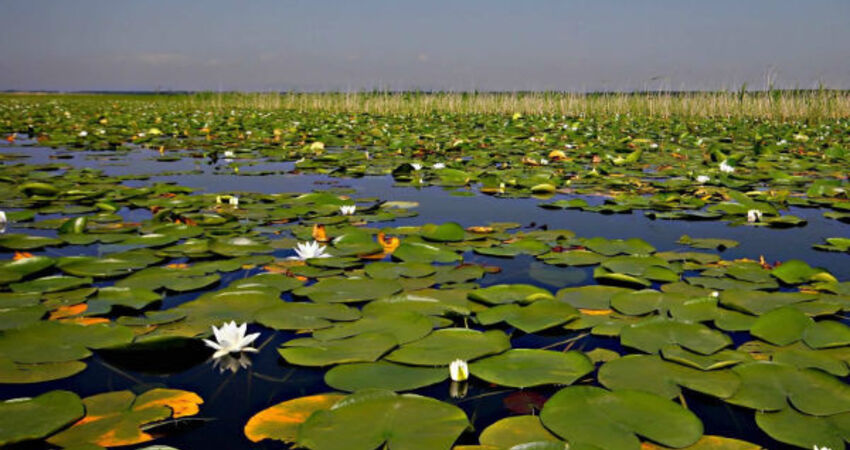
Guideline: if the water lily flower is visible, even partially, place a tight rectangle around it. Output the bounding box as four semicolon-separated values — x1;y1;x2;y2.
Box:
449;359;469;382
78;130;88;137
289;240;331;260
696;175;710;184
223;150;235;159
719;160;735;173
0;210;6;233
747;209;763;223
432;162;446;169
229;196;239;207
410;163;423;171
813;447;832;450
540;158;549;165
203;321;260;359
710;291;720;298
339;205;356;215
364;151;371;160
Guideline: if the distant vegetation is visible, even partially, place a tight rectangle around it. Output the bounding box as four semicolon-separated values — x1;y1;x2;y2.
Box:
3;90;850;119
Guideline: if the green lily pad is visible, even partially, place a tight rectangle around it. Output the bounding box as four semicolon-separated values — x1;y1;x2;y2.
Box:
324;361;447;392
0;357;88;383
293;278;403;303
0;233;63;250
0;321;133;363
468;284;554;305
255;302;360;331
599;354;740;399
392;241;461;263
312;311;433;344
540;386;703;450
726;361;850;415
749;307;813;346
755;406;850;450
297;389;469;450
621;318;732;355
386;328;510;366
0;390;84;446
421;222;465;242
470;349;593;388
476;299;579;333
279;332;397;366
477;415;563;448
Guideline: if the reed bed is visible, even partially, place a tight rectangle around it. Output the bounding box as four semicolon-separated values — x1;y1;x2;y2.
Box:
183;91;850;120
4;91;850;120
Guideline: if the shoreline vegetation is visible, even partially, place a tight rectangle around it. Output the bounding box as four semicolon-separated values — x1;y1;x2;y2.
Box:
2;90;850;119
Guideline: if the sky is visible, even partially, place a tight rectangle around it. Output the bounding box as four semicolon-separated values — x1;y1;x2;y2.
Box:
1;0;848;92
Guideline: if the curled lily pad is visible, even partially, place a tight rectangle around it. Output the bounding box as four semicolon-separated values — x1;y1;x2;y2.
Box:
470;349;593;388
0;390;84;446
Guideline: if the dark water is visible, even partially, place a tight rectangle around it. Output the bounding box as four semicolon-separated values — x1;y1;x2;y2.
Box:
2;144;844;449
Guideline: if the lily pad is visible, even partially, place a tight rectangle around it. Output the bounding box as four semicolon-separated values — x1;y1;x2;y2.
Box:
325;361;447;392
297;389;469;450
470;349;593;388
386;328;510;366
540;386;703;449
0;390;84;446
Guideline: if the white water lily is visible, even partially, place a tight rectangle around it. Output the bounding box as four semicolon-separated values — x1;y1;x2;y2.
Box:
540;158;549;165
432;162;446;169
78;130;88;137
289;240;331;260
339;205;356;215
410;163;423;171
719;160;735;173
747;209;763;223
203;321;260;359
696;175;710;184
0;210;6;233
449;359;469;382
710;291;720;298
813;447;832;450
229;196;239;207
223;150;235;159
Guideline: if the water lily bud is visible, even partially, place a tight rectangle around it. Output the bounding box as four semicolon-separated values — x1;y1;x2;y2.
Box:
449;359;469;382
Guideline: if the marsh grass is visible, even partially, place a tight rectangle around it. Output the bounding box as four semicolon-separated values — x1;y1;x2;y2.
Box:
183;90;850;120
4;90;849;120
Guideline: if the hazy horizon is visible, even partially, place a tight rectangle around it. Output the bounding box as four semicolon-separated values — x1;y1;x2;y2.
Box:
1;0;848;92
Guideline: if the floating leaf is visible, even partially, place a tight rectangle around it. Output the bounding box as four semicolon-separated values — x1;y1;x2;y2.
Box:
470;349;593;388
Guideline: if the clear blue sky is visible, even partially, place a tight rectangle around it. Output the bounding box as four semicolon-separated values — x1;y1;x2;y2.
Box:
1;0;848;92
